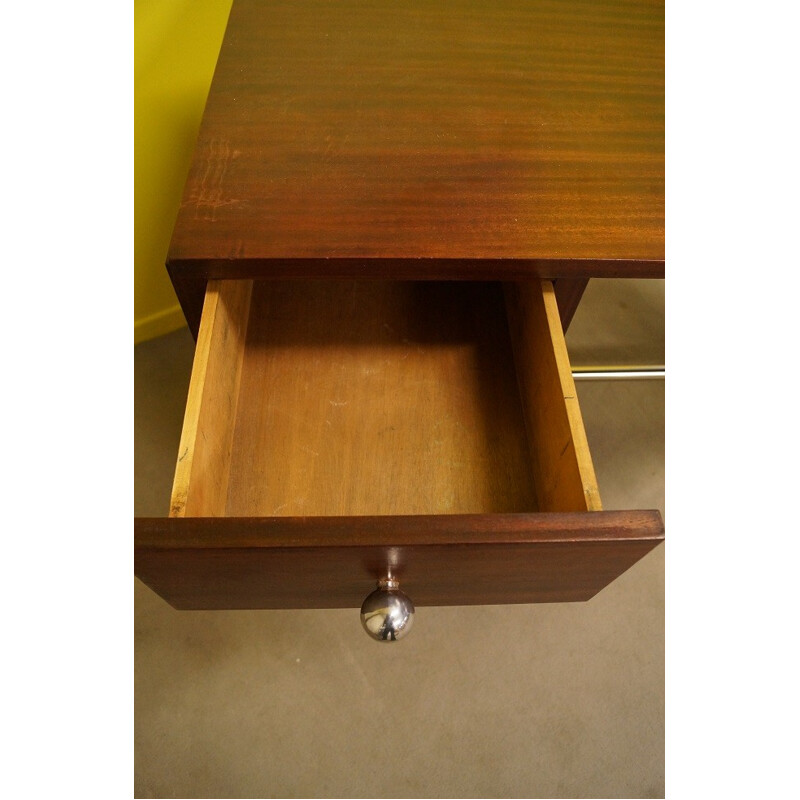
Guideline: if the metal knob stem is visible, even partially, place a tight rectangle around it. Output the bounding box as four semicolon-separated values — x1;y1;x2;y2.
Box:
360;577;415;641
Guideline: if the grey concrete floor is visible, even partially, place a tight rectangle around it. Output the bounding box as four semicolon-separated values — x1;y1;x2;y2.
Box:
135;280;664;799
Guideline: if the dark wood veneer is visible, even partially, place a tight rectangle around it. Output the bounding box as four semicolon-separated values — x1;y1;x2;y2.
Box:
135;511;664;609
166;0;664;334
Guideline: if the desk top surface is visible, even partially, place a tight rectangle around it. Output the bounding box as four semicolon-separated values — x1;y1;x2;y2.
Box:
168;0;664;280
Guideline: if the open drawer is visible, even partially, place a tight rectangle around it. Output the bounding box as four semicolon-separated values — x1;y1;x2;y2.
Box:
135;279;663;610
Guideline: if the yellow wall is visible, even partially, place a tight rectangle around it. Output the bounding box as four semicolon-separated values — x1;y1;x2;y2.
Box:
135;0;233;343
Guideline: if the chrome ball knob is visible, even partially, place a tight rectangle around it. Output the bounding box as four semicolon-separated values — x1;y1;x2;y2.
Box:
360;578;414;641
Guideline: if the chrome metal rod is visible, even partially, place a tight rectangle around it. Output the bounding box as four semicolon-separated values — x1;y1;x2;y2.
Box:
572;368;665;380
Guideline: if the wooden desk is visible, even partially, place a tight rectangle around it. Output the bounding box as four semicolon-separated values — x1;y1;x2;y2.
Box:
167;0;664;334
136;0;664;616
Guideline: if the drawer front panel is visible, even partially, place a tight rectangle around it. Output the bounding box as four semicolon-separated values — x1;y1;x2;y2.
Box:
135;512;663;609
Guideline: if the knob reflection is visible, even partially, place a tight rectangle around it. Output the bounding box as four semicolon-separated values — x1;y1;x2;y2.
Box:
359;578;414;641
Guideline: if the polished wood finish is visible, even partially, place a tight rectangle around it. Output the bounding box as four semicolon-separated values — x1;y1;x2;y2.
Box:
166;0;665;335
138;0;666;611
505;280;601;512
134;511;664;609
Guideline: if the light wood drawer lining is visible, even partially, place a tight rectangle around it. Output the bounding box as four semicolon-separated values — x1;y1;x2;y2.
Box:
170;278;600;518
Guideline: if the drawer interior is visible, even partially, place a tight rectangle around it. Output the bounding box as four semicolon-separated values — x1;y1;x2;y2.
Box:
170;279;601;519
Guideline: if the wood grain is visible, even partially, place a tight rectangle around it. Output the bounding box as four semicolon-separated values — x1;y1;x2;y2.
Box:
505;280;602;512
224;280;537;516
169;280;252;517
174;279;606;518
166;0;664;334
134;511;664;609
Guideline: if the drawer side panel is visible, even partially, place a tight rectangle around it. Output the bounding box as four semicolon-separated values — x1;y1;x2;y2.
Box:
505;280;602;512
169;279;253;517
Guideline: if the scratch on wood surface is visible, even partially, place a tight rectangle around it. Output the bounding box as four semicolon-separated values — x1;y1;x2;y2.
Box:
189;140;241;221
169;490;186;517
